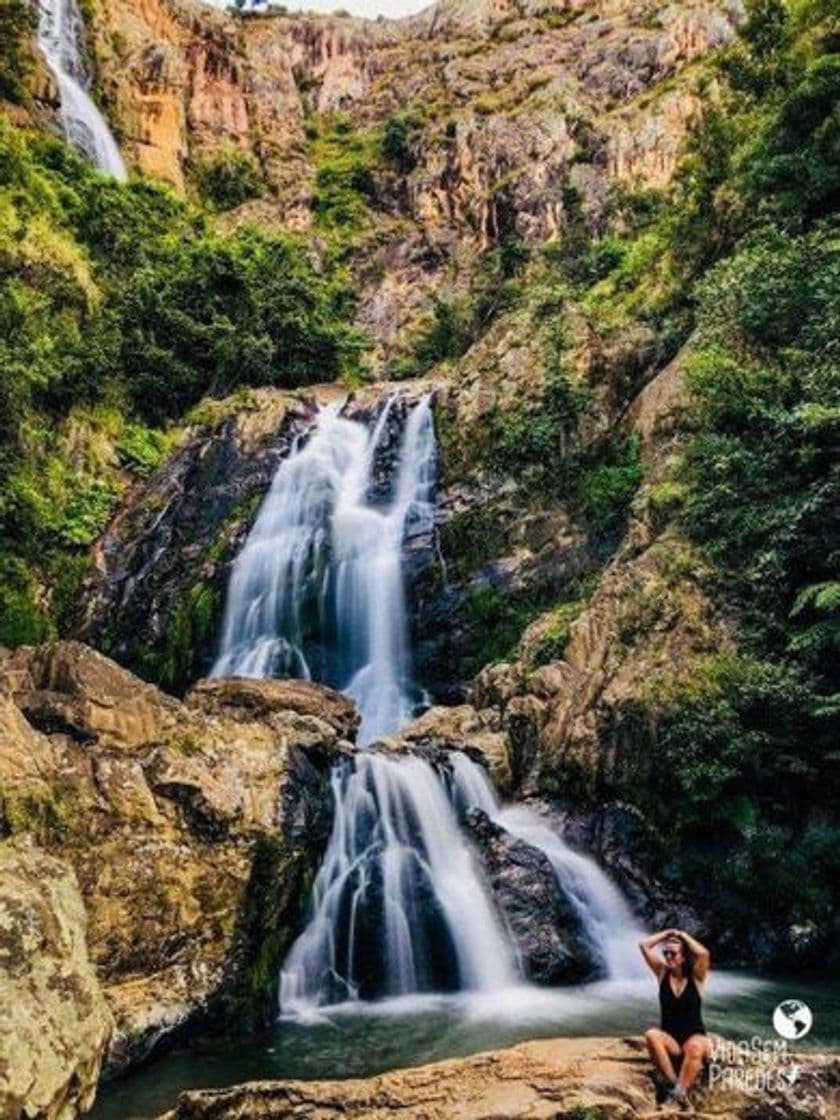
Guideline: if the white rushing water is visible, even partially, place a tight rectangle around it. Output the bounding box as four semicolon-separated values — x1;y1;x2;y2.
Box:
449;753;648;981
211;396;436;745
210;389;649;1010
279;752;515;1014
37;0;127;179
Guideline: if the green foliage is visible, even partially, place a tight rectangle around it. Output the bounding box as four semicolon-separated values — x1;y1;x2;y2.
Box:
381;113;422;173
139;582;220;693
680;222;839;686
487;321;591;486
573;436;643;536
0;113;364;648
193;147;263;211
528;597;589;666
462;584;549;675
118;229;364;422
116;424;170;476
58;478;119;545
412;295;474;367
0;0;36;103
0;554;51;647
639;654;838;954
308;114;381;233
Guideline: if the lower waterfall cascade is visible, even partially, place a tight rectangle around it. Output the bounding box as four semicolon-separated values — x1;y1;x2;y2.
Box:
279;751;646;1014
279;753;516;1013
448;753;647;981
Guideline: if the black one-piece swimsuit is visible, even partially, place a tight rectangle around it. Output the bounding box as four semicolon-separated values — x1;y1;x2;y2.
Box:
659;972;706;1045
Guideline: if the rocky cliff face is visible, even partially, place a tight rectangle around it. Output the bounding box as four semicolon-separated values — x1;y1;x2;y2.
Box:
0;641;357;1073
30;0;740;369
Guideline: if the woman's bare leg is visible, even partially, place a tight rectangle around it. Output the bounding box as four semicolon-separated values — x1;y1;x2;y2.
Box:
677;1034;712;1094
644;1028;681;1083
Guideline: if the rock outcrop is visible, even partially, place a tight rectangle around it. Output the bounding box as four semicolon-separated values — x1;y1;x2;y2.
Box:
464;809;598;982
156;1036;840;1119
0;837;113;1120
0;640;354;1073
19;0;741;374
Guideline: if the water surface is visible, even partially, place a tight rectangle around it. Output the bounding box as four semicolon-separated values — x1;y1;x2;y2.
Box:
92;973;839;1120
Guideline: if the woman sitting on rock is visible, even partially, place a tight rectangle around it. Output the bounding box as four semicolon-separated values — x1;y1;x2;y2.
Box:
639;927;712;1111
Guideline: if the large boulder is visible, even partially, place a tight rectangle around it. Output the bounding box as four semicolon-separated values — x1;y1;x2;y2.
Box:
155;1036;840;1120
464;810;598;983
0;642;352;1075
0;837;113;1120
186;677;359;743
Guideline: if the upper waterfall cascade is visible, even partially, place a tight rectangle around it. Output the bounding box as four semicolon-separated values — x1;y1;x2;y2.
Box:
37;0;127;179
211;396;436;746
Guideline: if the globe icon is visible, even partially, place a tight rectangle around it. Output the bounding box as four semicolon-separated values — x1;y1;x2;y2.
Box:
773;1000;813;1040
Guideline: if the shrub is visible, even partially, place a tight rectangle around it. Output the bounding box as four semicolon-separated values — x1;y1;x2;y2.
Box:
381;114;421;174
0;0;36;103
573;436;643;536
193;147;263;211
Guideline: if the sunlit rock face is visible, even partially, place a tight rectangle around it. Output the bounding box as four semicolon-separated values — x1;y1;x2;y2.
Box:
155;1036;840;1120
0;641;354;1074
62;0;739;365
0;837;114;1120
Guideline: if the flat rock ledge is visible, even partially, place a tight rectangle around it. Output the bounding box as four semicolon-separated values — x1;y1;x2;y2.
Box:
158;1037;839;1120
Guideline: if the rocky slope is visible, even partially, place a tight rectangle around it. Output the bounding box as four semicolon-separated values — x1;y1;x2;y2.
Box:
0;640;356;1073
157;1036;840;1119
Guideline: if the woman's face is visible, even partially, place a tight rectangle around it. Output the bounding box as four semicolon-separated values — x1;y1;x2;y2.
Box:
661;939;684;971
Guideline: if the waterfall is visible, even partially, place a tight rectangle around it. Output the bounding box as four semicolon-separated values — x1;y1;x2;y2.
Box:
449;753;648;981
213;389;648;1009
279;752;516;1013
211;395;436;746
37;0;127;179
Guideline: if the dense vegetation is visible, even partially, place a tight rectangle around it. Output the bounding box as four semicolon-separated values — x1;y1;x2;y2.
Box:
565;0;839;962
0;121;363;646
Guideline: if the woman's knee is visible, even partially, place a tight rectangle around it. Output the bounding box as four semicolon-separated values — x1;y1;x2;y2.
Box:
644;1028;661;1046
683;1036;708;1059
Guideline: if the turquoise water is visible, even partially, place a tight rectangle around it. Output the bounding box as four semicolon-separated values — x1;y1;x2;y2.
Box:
91;973;839;1120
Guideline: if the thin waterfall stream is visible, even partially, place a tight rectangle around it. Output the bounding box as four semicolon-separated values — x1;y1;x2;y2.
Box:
37;0;127;178
210;392;647;1016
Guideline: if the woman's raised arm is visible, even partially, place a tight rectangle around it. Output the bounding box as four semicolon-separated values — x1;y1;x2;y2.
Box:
638;929;675;978
678;929;711;982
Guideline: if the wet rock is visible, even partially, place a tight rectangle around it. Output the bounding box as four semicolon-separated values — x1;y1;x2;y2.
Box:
464;809;599;983
77;391;312;693
0;837;113;1120
155;1036;840;1120
385;704;513;793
